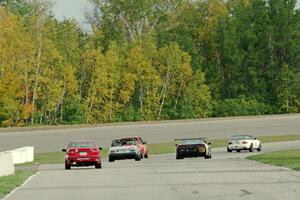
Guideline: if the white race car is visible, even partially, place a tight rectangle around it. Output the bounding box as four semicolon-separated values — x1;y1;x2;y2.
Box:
108;137;142;162
227;135;262;152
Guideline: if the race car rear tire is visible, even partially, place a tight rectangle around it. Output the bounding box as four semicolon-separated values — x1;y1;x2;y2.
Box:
257;144;262;152
109;157;115;162
135;154;141;161
227;147;232;152
95;162;102;169
176;155;183;160
205;153;212;159
249;144;253;152
65;161;71;170
144;153;149;158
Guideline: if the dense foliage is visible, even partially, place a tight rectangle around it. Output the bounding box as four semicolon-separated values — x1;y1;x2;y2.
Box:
0;0;299;127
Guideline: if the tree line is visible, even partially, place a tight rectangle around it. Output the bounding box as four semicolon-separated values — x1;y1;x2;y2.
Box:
0;0;299;127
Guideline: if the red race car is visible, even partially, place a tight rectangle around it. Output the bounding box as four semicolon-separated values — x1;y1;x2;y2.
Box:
62;140;102;170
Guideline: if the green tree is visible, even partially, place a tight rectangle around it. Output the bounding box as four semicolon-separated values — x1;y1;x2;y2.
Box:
156;43;193;119
276;64;299;113
87;0;181;43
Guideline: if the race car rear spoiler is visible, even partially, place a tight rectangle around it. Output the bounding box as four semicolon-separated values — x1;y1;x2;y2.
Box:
174;138;207;141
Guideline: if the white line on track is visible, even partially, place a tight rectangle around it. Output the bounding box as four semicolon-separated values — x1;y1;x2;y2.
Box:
2;171;40;200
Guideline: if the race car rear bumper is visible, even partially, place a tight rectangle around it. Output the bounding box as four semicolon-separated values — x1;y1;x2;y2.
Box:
177;150;206;158
227;144;251;150
66;156;100;166
109;152;137;160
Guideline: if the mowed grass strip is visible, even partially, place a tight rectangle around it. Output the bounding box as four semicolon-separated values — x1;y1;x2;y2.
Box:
259;135;300;143
248;149;300;171
0;170;36;198
23;134;300;165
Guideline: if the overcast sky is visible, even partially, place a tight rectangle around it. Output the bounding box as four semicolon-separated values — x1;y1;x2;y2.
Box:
52;0;300;29
52;0;92;28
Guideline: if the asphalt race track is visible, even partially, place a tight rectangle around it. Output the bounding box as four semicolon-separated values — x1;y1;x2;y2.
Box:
1;115;300;152
5;141;300;200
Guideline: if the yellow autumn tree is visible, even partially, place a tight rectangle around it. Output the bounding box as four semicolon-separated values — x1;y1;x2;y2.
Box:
126;42;162;120
0;6;35;126
156;42;193;119
83;43;124;123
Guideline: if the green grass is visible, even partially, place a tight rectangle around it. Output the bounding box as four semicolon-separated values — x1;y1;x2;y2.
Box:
18;134;300;165
35;151;65;164
259;135;300;143
248;149;300;171
148;142;177;154
0;170;36;198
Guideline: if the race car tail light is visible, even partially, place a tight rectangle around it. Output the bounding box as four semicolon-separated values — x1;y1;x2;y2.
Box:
67;150;76;157
68;150;75;154
198;144;206;153
91;148;99;153
67;148;78;155
242;141;248;144
177;145;186;150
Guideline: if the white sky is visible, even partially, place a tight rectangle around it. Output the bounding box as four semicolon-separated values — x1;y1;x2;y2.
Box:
51;0;300;29
51;0;92;29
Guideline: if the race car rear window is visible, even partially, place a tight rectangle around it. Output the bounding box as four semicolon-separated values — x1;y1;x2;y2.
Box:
232;135;251;140
111;138;137;146
181;139;204;144
69;142;96;148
